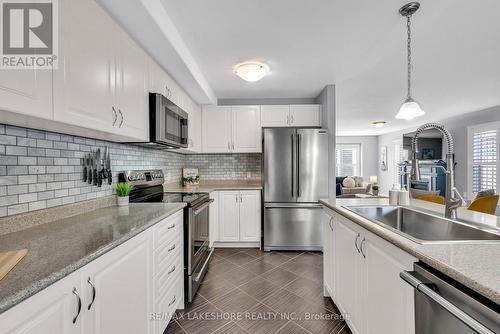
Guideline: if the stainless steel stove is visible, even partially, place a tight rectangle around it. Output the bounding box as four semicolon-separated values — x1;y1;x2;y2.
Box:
118;170;213;305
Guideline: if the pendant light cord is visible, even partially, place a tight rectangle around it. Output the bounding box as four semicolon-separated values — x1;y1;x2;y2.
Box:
406;15;412;99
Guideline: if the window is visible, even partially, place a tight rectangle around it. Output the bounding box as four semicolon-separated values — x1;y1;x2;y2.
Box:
392;139;408;186
468;122;499;196
336;144;361;176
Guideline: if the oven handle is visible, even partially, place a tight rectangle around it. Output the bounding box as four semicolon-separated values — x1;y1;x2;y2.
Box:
193;248;213;283
192;199;214;215
400;271;495;334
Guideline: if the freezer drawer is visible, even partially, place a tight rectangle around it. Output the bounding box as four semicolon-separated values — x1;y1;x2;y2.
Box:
263;203;324;251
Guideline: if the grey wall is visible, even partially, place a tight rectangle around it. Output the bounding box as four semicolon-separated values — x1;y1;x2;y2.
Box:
0;124;261;217
378;105;500;199
317;84;336;198
336;136;379;180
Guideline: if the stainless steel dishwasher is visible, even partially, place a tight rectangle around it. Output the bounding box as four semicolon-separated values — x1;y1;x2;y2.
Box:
401;263;499;334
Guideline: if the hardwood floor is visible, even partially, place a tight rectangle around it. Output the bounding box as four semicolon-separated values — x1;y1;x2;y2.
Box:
164;248;351;334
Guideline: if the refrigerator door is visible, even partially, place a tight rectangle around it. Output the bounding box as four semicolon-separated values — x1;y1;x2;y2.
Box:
263;203;324;251
296;129;329;202
263;128;297;203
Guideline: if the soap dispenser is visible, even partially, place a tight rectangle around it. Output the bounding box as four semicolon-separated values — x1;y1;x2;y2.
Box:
389;184;399;205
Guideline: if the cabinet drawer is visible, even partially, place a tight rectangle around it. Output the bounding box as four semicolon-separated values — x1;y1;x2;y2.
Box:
154;211;183;249
154;254;183;306
155;274;183;334
154;229;182;277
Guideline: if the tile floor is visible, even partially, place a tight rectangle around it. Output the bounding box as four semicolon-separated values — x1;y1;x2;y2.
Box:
165;248;352;334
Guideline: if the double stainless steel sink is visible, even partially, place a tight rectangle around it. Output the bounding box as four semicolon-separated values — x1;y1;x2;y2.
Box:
344;206;500;244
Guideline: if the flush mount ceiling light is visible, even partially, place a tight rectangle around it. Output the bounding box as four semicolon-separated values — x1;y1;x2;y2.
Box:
371;121;387;128
234;62;270;82
395;2;425;121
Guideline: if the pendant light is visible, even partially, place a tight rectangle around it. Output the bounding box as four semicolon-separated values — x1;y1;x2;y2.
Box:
395;2;425;120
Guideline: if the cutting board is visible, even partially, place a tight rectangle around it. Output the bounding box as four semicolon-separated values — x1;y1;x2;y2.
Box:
0;249;28;281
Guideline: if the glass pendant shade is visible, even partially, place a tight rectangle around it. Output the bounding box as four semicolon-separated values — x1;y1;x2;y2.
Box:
396;97;425;120
234;62;270;82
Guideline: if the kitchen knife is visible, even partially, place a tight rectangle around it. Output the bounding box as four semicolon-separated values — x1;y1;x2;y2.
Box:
88;152;93;185
83;153;88;182
93;150;98;186
96;149;102;187
105;147;112;185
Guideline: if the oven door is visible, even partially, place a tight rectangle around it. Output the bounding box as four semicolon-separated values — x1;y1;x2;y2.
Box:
153;93;188;148
188;199;213;274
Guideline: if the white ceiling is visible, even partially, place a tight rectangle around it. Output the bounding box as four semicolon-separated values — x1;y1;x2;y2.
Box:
105;0;500;136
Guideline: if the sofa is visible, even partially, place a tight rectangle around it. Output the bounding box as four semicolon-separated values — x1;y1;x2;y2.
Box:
336;176;371;197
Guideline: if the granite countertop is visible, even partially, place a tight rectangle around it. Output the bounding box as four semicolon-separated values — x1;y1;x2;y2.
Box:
0;202;186;314
320;197;500;304
164;180;262;193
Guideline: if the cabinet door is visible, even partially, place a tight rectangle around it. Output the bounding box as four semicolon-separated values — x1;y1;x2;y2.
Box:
232;106;262;153
148;60;169;96
114;29;149;141
260;105;290;127
202;105;232;153
209;191;219;246
83;231;151;334
335;220;363;334
188;102;202;153
364;239;415;334
289;104;321;127
322;211;335;298
0;272;82;334
239;191;261;241
218;191;240;241
53;0;115;134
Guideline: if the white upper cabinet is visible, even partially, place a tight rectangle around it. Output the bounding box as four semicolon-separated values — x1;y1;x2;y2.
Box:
260;105;290;127
54;0;115;135
232;105;261;153
187;102;202;153
202;105;261;153
290;104;321;127
261;104;321;127
0;64;52;121
114;29;149;141
202;105;232;153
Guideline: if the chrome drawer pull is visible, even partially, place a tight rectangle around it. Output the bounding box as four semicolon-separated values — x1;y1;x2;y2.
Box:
72;288;81;324
354;233;361;253
168;295;176;307
167;224;175;230
168;244;176;252
168;265;176;274
360;237;366;258
87;277;96;310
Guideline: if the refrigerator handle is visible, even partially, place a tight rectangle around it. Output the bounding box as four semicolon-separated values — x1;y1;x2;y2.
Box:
297;133;301;198
290;134;294;198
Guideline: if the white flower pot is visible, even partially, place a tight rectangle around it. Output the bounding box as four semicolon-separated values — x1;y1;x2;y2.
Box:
117;196;129;206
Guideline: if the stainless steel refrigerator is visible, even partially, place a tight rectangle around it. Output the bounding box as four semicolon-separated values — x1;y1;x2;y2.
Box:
263;128;329;251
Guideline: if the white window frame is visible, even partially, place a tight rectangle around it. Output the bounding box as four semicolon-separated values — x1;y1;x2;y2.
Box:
392;139;408;187
467;121;500;198
336;143;362;177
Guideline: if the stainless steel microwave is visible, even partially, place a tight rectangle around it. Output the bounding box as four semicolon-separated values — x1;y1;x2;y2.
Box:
149;93;188;148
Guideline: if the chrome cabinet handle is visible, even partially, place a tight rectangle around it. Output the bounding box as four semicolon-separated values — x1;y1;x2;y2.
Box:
360;237;366;258
291;115;294;124
112;107;118;126
354;233;361;253
287;115;290;125
168;265;176;275
87;277;96;310
328;217;334;231
168;244;176;252
239;193;242;202
118;109;124;128
232;141;234;150
72;288;81;324
400;271;495;334
167;223;175;230
168;295;176;307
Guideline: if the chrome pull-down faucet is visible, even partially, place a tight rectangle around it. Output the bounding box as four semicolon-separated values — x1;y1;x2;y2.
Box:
411;123;461;219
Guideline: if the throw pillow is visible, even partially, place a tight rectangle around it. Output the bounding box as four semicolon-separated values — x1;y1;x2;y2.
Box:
353;176;364;187
343;177;356;188
336;176;347;186
476;189;495;198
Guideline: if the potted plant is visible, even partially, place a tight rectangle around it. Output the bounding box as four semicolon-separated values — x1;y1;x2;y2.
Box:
371;184;379;196
115;183;133;206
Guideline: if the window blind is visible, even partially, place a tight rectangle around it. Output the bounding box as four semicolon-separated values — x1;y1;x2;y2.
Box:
471;129;497;193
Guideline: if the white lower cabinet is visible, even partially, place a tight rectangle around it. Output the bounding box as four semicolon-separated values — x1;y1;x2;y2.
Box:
216;190;261;244
323;208;416;334
209;192;219;247
322;211;335;298
0;211;184;334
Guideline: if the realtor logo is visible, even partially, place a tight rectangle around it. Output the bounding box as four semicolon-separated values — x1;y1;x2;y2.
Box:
1;0;58;69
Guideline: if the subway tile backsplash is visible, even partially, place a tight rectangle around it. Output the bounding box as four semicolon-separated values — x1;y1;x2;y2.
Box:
0;124;261;217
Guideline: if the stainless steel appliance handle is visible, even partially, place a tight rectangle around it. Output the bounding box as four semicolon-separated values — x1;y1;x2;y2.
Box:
87;277;96;310
193;250;212;283
72;288;81;324
297;133;301;198
400;271;495;334
192;199;215;215
291;134;294;198
264;203;323;209
354;233;361;253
